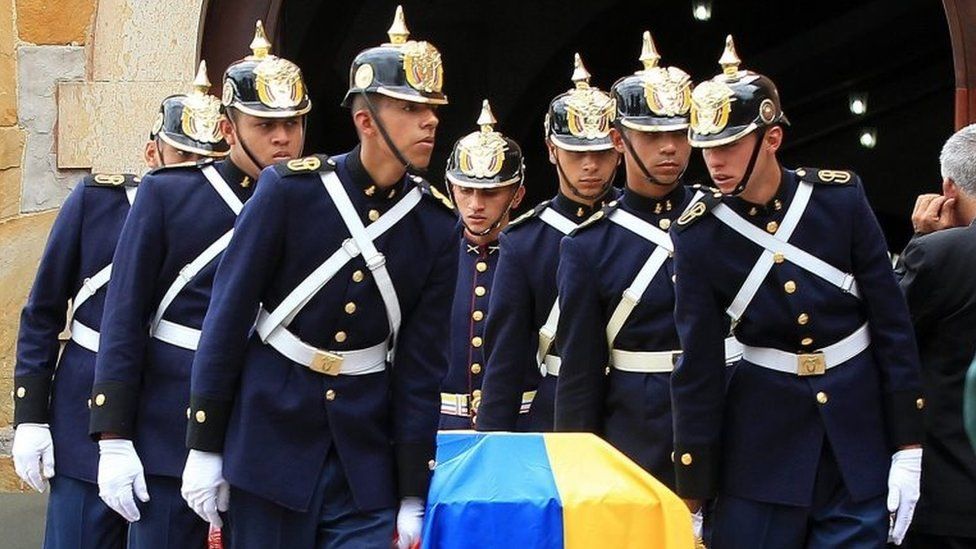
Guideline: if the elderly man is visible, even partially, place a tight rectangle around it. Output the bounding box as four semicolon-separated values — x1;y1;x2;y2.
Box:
897;123;976;549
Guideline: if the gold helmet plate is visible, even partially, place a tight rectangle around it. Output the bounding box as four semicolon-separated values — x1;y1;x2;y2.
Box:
690;80;734;136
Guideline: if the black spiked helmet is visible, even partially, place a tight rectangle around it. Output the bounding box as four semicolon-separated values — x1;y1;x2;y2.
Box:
446;100;524;189
612;31;692;132
151;61;229;157
221;21;311;118
545;53;616;151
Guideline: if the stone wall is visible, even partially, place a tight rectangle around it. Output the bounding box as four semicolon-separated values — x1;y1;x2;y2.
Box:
0;0;205;490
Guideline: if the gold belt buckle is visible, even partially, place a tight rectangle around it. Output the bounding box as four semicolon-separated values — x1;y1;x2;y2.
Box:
310;350;344;376
797;353;826;376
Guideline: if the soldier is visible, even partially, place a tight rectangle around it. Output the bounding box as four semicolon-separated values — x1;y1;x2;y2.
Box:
11;79;228;548
670;37;924;547
179;6;456;547
88;24;309;548
554;32;694;487
477;53;620;432
440;100;526;430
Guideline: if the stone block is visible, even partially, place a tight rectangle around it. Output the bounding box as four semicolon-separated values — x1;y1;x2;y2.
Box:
0;0;17;125
0;126;25;170
92;0;202;82
0;166;22;221
16;0;96;45
17;46;87;212
58;80;185;174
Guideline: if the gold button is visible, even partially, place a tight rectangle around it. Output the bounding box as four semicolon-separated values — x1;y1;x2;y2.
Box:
797;313;809;325
471;363;482;375
816;391;828;404
801;337;814;347
352;270;365;282
766;221;779;234
195;410;207;423
472;389;482;399
476;261;488;273
773;252;785;264
712;192;722;198
471;336;483;348
796;168;807;177
334;331;347;343
659;218;672;230
344;302;357;314
475;286;487;297
15;387;25;398
916;398;925;410
680;453;693;466
368;209;380;222
428;459;437;471
784;281;796;294
94;394;106;406
472;310;484;322
326;389;336;401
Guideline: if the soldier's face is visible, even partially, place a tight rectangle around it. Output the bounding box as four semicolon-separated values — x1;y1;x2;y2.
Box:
225;113;305;172
375;98;440;169
549;145;619;201
701;133;760;194
144;140;203;169
612;129;691;186
451;184;524;237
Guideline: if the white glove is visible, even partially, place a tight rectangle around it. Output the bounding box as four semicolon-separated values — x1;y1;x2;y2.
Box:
181;450;229;528
395;497;424;549
887;447;922;545
12;423;55;492
98;439;150;522
691;508;704;540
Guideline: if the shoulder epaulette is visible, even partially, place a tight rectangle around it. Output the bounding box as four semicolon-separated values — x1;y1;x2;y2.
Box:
273;154;335;177
673;190;723;232
570;200;618;236
506;200;550;231
795;167;855;186
411;175;455;211
85;173;139;188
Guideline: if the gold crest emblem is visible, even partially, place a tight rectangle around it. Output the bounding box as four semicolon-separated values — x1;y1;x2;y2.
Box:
690;80;734;136
643;67;692;117
401;41;443;94
181;93;224;144
457;131;507;179
566;88;615;140
255;57;306;109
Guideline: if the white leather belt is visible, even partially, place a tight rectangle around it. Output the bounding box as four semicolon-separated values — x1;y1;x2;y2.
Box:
264;323;387;376
440;391;535;417
152;319;202;351
611;349;679;373
543;355;561;377
725;336;744;364
69;320;100;353
740;323;870;376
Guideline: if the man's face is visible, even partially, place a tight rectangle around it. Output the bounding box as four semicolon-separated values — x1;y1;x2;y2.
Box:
144;140;204;169
451;184;523;236
613;129;691;185
228;112;305;168
701;133;761;194
375;98;440;169
548;144;619;201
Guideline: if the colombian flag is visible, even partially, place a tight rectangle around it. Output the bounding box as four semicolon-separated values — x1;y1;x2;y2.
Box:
423;432;695;549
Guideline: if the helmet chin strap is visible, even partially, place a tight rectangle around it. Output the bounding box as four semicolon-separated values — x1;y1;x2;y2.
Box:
227;111;268;173
727;129;767;197
153;138;166;167
360;91;425;176
457;183;522;238
612;120;686;187
554;149;618;202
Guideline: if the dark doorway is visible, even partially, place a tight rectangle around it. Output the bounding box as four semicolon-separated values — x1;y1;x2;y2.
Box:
237;0;952;250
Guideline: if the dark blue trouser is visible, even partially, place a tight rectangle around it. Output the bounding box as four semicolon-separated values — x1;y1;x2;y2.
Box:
226;449;396;548
712;442;888;549
43;475;127;549
127;475;209;549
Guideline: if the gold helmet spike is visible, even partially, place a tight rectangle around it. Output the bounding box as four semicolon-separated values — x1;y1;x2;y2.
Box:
249;20;272;59
571;53;592;89
719;35;741;77
639;31;661;72
477;99;497;132
191;60;211;95
387;5;410;45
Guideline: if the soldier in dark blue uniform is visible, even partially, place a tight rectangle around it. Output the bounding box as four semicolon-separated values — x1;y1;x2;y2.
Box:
89;23;310;549
11;69;228;549
554;32;695;487
440;100;526;430
670;37;924;547
180;7;457;548
477;54;620;432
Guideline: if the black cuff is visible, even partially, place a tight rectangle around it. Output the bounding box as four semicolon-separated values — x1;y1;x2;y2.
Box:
185;395;232;452
396;441;436;499
885;389;925;448
88;382;139;440
12;375;52;425
673;443;719;500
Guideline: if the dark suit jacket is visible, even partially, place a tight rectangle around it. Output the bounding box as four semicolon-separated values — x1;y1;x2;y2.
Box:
898;221;976;537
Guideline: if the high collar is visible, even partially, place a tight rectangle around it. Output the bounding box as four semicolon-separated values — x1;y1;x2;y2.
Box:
216;158;253;190
347;144;402;200
464;239;501;256
620;184;689;218
726;167;796;219
551;187;617;220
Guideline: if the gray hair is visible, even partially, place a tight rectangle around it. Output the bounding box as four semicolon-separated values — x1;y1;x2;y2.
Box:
940;123;976;195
